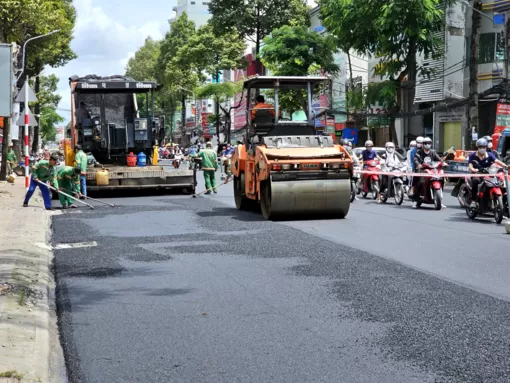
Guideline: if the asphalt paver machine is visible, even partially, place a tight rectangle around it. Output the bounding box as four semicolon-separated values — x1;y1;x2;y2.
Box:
231;76;353;220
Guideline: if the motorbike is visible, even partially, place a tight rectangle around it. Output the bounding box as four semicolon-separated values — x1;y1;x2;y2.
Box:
360;159;381;200
463;166;507;224
379;161;407;205
350;165;361;202
413;158;445;210
173;154;183;168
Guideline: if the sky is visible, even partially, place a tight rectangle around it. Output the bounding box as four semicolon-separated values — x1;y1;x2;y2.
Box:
48;0;177;122
48;0;317;123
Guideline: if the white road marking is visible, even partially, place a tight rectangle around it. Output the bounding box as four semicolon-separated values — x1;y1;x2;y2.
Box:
54;241;98;249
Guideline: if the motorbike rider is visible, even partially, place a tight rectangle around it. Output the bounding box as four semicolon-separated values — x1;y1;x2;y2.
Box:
483;136;501;160
359;140;381;168
379;142;405;202
412;137;448;208
409;136;424;197
468;137;508;208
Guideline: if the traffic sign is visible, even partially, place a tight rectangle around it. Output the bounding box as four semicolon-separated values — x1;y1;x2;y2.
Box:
15;82;38;103
15;106;38;126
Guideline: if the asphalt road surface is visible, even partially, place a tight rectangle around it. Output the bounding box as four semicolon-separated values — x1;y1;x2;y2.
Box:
53;163;510;383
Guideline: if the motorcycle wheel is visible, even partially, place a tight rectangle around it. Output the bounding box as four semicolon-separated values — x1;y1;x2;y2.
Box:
350;183;356;202
494;196;504;224
457;183;470;208
371;180;380;200
433;189;442;211
394;183;404;205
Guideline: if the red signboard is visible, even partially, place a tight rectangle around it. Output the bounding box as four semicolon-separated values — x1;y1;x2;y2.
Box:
335;123;345;131
495;102;510;133
201;113;210;128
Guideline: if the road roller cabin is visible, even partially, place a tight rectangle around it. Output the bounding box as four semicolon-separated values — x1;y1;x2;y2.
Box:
231;76;353;220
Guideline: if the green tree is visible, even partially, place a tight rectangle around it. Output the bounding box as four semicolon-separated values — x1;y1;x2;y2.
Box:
126;37;160;81
319;0;450;145
33;74;64;143
208;0;310;74
259;25;339;115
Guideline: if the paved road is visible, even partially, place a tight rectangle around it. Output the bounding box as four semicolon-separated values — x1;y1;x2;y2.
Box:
53;165;510;382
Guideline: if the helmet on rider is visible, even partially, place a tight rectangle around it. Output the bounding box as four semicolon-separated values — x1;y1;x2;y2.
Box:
341;139;350;146
476;138;488;154
365;140;374;151
423;137;432;150
416;136;424;148
347;141;353;148
409;140;416;148
385;142;395;154
483;136;494;149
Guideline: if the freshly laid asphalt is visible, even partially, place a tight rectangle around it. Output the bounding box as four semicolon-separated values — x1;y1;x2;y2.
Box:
52;161;510;382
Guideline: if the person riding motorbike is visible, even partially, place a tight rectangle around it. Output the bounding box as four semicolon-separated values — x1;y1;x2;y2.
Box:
483;136;501;160
468;138;508;208
359;140;381;168
409;136;424;197
379;142;405;203
342;139;360;200
412;137;448;208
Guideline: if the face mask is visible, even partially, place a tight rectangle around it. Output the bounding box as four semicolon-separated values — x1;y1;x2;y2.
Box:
423;144;431;150
478;148;487;155
386;148;394;153
488;142;493;149
366;147;373;152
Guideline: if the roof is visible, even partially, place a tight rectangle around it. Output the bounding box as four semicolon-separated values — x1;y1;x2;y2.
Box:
242;76;330;90
69;74;160;93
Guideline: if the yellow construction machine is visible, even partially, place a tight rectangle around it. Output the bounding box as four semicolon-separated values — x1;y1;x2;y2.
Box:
231;76;353;220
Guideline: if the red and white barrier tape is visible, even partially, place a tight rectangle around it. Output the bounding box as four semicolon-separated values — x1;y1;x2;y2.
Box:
356;169;509;179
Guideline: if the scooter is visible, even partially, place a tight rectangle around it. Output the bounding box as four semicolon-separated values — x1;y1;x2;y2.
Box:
351;165;361;202
464;166;507;224
379;161;407;205
413;158;445;210
173;154;183;168
360;160;381;200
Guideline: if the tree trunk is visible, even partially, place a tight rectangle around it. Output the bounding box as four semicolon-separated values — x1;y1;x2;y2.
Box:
0;118;11;179
347;51;354;123
32;73;41;152
467;0;480;150
215;96;220;142
181;93;186;145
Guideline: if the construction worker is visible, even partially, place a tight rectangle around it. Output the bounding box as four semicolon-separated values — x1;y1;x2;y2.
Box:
74;145;88;197
57;166;82;209
23;154;59;210
198;141;218;194
251;95;281;120
6;142;17;177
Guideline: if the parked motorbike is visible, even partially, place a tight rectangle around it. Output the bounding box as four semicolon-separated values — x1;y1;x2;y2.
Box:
379;161;407;205
360;160;381;200
463;166;507;224
351;165;361;202
413;158;445;210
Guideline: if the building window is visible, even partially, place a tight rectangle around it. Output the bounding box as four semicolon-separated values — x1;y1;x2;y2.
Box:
496;32;505;61
191;1;195;4
478;33;495;64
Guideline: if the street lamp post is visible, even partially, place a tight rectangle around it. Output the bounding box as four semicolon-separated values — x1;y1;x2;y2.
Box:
16;30;60;190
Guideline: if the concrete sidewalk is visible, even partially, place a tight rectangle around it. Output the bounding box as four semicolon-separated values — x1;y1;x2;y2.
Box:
0;181;65;383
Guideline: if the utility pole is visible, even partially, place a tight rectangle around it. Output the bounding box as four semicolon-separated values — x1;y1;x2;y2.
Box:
467;0;481;150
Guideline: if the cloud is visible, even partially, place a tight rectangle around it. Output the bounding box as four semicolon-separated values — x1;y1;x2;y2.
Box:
47;0;165;120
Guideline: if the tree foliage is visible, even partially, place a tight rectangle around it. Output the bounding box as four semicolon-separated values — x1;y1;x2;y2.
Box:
259;25;339;115
208;0;310;73
319;0;447;81
33;74;64;142
195;82;243;101
0;0;77;77
126;37;160;82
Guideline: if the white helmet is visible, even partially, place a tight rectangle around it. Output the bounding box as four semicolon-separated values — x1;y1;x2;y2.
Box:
409;140;417;147
365;140;374;147
416;136;424;148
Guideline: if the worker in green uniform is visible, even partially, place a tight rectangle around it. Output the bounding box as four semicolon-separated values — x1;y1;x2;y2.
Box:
198;141;218;194
6;142;17;177
57;166;82;209
23;154;59;210
74;145;88;197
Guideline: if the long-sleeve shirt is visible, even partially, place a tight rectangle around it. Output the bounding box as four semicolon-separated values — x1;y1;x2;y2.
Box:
6;149;16;163
413;149;442;168
75;150;88;173
32;160;56;183
57;166;81;193
198;148;218;171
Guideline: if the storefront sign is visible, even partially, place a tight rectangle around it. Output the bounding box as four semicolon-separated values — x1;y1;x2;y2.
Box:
341;128;358;144
437;111;462;123
495;102;510;132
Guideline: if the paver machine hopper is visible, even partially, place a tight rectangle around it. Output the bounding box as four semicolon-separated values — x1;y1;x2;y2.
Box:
231;76;353;220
